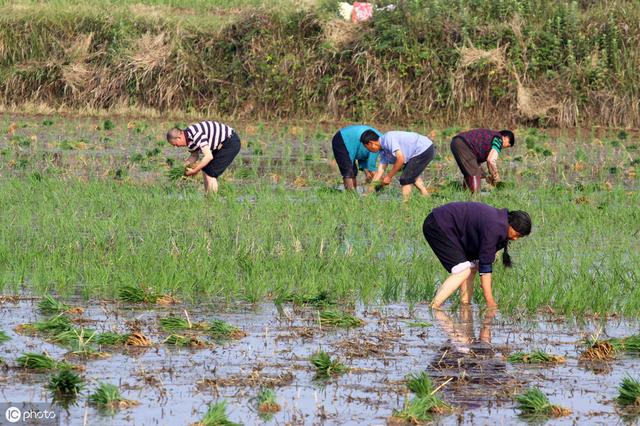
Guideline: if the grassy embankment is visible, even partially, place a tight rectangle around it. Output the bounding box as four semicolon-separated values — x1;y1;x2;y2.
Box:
0;116;639;315
0;0;639;126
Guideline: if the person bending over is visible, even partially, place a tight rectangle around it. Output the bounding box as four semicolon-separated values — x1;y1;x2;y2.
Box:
423;201;531;309
331;125;381;191
166;120;241;195
450;128;515;193
360;130;435;201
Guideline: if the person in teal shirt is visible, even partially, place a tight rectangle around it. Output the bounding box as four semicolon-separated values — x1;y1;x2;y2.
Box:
331;125;381;191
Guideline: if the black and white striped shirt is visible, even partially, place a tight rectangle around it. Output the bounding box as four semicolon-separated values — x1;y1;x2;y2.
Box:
184;121;234;152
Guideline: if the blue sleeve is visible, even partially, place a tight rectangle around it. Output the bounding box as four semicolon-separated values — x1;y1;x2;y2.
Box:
365;152;379;171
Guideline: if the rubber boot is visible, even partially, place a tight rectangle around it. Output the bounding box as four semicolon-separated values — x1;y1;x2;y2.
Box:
464;176;482;193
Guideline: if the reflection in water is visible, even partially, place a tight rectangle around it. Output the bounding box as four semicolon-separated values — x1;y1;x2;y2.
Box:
429;307;517;409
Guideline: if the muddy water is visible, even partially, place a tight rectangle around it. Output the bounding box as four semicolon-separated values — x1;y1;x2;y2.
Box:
0;298;638;425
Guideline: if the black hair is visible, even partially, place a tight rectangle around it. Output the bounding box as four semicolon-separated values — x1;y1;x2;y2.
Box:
499;130;515;147
502;210;532;267
360;130;380;144
166;127;183;142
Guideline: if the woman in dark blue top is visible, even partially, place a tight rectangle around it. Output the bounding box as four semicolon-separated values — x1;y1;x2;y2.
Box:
423;202;531;309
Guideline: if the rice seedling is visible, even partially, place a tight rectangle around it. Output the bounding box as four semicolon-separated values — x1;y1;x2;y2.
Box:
406;372;436;397
0;330;9;343
405;321;432;328
390;395;450;424
38;295;83;315
515;388;571;418
318;310;364;328
95;332;130;346
622;335;640;354
257;387;281;414
617;376;640;412
159;316;191;332
167;165;189;181
118;285;159;303
195;400;241;426
89;383;139;411
309;351;348;379
47;368;85;398
280;290;336;307
208;319;246;340
507;350;565;364
163;334;207;348
16;315;73;336
16;352;70;370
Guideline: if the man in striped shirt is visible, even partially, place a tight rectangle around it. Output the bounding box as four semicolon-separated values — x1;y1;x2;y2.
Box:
166;120;241;194
450;128;515;193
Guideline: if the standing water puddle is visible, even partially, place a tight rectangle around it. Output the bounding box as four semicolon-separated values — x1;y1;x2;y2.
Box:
0;297;638;425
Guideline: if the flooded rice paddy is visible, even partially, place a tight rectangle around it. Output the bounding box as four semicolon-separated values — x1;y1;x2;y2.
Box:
1;297;638;425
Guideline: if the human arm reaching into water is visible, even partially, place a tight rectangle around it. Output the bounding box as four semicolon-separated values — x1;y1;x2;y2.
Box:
185;146;213;176
480;273;497;309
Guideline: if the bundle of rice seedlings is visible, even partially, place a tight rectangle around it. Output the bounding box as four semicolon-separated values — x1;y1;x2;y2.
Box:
390;395;450;424
38;296;84;315
515;388;571;418
617;376;640;411
118;285;159;304
95;332;130;346
195;400;241;426
159;316;191;332
47;368;85;397
507;350;565;364
406;372;436;397
309;351;348;379
163;334;207;348
125;332;152;347
281;290;336;307
17;315;74;336
580;335;624;361
622;335;640;354
257;388;281;414
0;330;9;344
167;165;189;181
17;352;70;370
318;310;364;328
208;319;246;340
89;383;139;410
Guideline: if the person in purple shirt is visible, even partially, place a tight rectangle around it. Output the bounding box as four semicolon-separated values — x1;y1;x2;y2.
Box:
423;202;531;309
451;128;515;193
360;130;435;201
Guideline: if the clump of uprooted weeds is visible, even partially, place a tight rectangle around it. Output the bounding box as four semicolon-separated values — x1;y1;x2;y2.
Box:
516;388;571;418
617;376;640;414
38;295;84;315
309;350;349;379
580;333;640;361
89;383;139;412
118;285;178;305
192;400;241;426
507;349;565;364
318;309;364;328
388;372;451;425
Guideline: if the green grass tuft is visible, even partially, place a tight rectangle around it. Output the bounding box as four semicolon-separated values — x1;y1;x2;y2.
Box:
163;334;206;348
318;310;363;328
516;388;571;418
167;166;188;181
257;388;280;415
95;332;130;346
0;330;10;344
159;316;191;332
309;351;348;379
199;400;241;426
